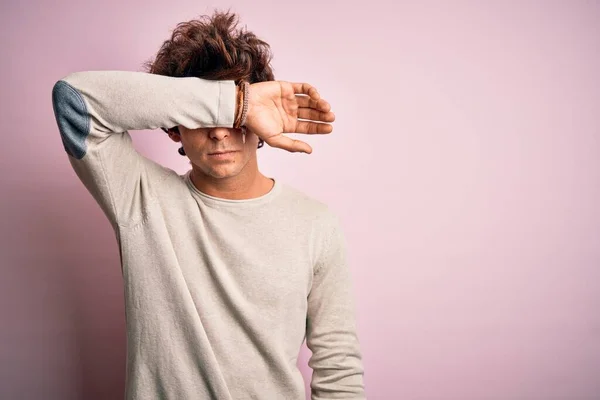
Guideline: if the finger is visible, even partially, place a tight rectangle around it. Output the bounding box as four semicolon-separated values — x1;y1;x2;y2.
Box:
294;120;333;134
265;134;313;154
291;82;320;100
296;95;331;112
297;108;335;123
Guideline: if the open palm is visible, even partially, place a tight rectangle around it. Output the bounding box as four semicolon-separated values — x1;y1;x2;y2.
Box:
244;81;335;154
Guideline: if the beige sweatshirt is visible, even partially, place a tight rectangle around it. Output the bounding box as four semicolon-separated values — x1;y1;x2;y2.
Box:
51;70;365;400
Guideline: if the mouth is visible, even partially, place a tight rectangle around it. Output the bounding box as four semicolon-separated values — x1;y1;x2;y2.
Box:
208;150;238;159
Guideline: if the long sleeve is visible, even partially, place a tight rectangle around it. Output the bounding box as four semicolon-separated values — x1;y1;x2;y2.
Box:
306;213;366;399
51;70;236;228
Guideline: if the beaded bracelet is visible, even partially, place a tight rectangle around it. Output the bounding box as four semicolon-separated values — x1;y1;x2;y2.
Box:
240;81;249;127
233;81;250;129
233;83;244;128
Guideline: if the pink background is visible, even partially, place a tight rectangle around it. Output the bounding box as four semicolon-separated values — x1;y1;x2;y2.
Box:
2;1;600;399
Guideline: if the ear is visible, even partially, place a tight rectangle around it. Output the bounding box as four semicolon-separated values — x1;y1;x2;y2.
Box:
167;128;181;143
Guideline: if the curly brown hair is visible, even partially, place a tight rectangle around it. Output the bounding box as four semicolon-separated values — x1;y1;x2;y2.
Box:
143;10;274;149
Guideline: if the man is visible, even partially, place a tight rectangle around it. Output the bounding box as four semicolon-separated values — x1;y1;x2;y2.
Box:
51;10;365;400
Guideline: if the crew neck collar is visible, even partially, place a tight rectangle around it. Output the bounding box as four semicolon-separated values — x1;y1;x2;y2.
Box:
184;170;281;207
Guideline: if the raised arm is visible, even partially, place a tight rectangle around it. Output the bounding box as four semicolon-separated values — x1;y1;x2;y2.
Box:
51;70;236;228
306;212;366;399
51;71;336;228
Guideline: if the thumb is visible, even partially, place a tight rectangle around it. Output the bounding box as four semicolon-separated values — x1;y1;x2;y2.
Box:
265;134;313;154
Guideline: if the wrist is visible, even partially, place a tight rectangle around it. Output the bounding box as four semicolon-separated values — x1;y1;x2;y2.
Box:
234;84;243;128
233;81;249;129
240;81;249;127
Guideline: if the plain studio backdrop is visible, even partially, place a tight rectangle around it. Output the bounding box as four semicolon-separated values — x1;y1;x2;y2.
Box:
1;1;599;399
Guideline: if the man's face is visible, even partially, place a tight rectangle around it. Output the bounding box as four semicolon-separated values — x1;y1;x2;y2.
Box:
174;126;259;179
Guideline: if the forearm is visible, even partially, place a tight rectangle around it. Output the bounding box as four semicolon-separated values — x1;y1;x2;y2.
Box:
53;70;236;151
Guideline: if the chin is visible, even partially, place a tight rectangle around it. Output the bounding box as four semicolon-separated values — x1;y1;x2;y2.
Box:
193;153;249;178
209;169;240;179
197;164;242;179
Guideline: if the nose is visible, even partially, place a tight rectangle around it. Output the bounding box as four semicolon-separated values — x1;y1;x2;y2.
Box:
208;127;231;141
